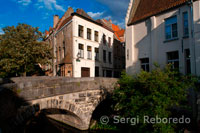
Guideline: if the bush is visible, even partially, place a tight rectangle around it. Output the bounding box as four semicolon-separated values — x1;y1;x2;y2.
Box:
112;65;198;132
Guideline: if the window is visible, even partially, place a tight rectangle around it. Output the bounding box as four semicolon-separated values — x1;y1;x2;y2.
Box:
108;37;111;47
106;70;112;77
63;41;65;58
103;34;106;44
185;49;191;74
183;12;189;37
95;67;99;77
78;25;84;37
95;48;99;60
167;51;179;69
127;49;129;60
103;50;106;63
109;52;112;63
87;46;92;59
140;58;149;72
78;44;84;58
59;47;61;61
87;28;91;40
95;31;99;42
165;16;178;40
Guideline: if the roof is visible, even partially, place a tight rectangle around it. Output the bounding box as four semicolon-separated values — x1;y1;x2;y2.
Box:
116;29;125;37
100;19;125;42
128;0;191;26
45;7;116;38
57;16;72;30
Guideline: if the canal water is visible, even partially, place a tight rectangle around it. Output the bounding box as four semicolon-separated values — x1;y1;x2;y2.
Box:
25;113;89;133
25;113;118;133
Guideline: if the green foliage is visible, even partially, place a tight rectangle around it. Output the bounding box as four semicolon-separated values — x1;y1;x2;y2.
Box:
0;24;52;77
90;122;118;131
112;65;198;132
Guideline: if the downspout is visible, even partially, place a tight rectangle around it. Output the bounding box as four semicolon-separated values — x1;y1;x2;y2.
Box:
189;0;197;75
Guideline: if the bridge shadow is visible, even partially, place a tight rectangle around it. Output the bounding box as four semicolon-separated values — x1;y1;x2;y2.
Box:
0;86;30;132
24;109;89;133
0;86;89;133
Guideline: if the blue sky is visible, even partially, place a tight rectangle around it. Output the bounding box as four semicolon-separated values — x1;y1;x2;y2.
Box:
0;0;130;34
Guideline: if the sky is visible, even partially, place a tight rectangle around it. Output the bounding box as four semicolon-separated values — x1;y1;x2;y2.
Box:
0;0;130;34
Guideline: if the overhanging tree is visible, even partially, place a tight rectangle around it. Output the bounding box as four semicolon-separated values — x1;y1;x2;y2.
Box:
0;24;52;77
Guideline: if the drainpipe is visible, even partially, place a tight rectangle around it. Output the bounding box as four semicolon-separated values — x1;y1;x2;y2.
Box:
189;0;197;75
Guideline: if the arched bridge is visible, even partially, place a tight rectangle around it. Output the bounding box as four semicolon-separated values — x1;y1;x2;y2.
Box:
1;77;118;130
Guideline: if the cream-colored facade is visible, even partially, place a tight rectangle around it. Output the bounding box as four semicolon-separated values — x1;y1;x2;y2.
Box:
72;15;114;77
45;8;115;78
126;0;200;76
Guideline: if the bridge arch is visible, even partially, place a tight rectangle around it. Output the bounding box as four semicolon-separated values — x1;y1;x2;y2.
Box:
30;89;110;130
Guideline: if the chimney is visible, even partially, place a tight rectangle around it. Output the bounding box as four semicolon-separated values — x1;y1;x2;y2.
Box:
108;19;112;24
53;15;59;28
108;19;112;29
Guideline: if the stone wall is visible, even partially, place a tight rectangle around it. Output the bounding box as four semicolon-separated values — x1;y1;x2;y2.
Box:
7;77;117;101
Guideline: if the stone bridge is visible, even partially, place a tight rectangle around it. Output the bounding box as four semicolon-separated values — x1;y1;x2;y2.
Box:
0;77;118;130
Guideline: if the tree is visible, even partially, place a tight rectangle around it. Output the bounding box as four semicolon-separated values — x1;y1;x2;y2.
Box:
0;24;52;77
112;65;198;132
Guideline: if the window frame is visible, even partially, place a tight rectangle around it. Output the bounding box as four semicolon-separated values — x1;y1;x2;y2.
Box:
87;46;92;60
185;49;191;74
95;31;99;42
165;16;178;40
103;34;106;45
87;28;92;40
78;25;84;38
103;50;106;63
183;12;189;37
78;43;84;58
108;37;111;47
95;48;99;61
108;52;112;64
140;58;149;72
167;51;179;69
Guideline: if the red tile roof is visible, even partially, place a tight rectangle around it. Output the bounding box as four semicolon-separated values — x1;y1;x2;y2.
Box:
128;0;191;26
116;29;125;37
100;19;125;42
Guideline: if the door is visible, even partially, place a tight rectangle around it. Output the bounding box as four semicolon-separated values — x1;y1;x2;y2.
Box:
81;67;90;77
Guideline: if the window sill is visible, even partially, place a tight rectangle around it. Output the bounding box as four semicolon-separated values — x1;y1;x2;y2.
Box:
164;38;179;43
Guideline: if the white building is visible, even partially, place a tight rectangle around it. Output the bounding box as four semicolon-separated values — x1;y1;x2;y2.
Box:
125;0;200;76
45;8;122;78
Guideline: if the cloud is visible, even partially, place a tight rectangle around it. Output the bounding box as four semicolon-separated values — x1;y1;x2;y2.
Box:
18;0;31;6
95;0;129;28
37;0;65;12
104;16;112;20
87;12;104;19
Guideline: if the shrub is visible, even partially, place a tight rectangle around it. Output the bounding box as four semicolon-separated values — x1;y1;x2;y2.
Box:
112;65;198;132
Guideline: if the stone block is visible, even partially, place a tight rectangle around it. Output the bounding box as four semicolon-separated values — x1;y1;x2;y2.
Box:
79;93;86;97
75;98;86;102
